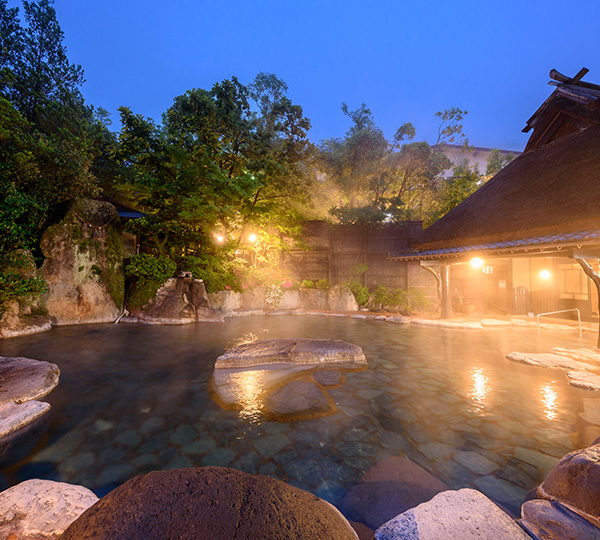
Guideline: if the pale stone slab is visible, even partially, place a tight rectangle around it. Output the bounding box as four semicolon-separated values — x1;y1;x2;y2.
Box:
0;356;60;404
215;338;366;369
553;347;600;368
374;489;530;540
0;401;50;438
567;371;600;391
506;352;597;371
0;479;98;539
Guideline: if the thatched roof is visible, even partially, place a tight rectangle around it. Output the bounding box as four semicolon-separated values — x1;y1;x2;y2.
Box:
411;121;600;253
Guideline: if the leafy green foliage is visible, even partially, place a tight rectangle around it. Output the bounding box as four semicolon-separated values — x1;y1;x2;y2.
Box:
315;278;329;289
115;73;313;292
125;254;177;309
179;254;242;293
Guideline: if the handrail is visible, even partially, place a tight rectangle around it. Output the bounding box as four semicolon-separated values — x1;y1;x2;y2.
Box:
536;308;582;338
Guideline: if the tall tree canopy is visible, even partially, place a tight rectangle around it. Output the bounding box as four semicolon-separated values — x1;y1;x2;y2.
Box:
114;73;313;286
316;104;468;224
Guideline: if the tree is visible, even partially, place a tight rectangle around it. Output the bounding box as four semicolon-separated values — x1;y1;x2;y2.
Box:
114;74;313;289
2;0;84;123
316;105;463;224
485;148;515;178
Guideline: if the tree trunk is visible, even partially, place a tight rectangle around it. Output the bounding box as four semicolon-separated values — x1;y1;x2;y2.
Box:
573;256;600;348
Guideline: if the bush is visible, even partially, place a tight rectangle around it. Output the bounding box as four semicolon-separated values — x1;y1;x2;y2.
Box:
315;278;329;289
348;280;370;306
300;279;314;289
125;254;177;308
179;254;242;293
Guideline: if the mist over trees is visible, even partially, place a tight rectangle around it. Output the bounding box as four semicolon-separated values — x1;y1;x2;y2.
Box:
0;0;509;297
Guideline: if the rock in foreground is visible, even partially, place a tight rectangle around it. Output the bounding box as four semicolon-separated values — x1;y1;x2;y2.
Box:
0;479;98;540
215;338;366;369
374;488;530;540
520;499;600;540
60;467;359;540
538;444;600;521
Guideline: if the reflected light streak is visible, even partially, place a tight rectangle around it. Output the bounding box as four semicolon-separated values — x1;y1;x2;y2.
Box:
541;383;558;420
469;367;490;410
231;370;264;422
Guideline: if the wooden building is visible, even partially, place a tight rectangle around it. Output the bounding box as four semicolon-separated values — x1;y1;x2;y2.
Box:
390;69;600;321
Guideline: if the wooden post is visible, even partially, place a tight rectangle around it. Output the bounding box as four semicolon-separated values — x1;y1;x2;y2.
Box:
441;261;452;319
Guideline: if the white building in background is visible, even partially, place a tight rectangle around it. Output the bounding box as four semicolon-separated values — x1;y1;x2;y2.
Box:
436;144;522;178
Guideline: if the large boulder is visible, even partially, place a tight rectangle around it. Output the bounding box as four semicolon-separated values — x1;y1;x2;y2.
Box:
207;290;242;312
299;289;328;310
520;499;600;540
131;277;224;324
0;479;98;539
215;338;366;369
339;456;448;530
374;489;530;540
327;284;359;311
60;467;359;540
40;198;124;325
537;444;600;520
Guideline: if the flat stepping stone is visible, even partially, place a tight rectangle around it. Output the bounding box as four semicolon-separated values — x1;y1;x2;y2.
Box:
0;479;98;540
0;401;50;438
60;467;359;540
520;499;600;540
215;338;366;369
0;356;60;404
506;352;597;371
553;347;600;367
374;488;531;540
567;371;600;391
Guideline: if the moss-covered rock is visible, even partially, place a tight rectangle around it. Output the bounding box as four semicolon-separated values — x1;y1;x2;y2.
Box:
40;198;124;325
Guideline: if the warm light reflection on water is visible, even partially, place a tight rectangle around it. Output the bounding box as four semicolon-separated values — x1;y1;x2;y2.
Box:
541;383;558;420
230;369;264;421
469;367;490;410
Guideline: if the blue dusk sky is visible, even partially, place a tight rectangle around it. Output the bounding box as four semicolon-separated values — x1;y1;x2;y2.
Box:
9;0;600;151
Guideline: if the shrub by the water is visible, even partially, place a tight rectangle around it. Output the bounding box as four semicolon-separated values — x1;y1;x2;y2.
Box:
125;254;177;308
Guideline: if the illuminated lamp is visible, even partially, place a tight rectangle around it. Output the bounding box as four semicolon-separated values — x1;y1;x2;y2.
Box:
470;257;484;269
248;233;258;243
540;269;551;280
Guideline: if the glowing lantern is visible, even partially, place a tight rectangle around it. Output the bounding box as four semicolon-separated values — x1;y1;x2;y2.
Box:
470;257;483;269
540;269;551;280
248;233;257;243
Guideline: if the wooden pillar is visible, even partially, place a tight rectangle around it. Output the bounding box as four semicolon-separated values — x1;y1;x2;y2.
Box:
441;261;452;319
